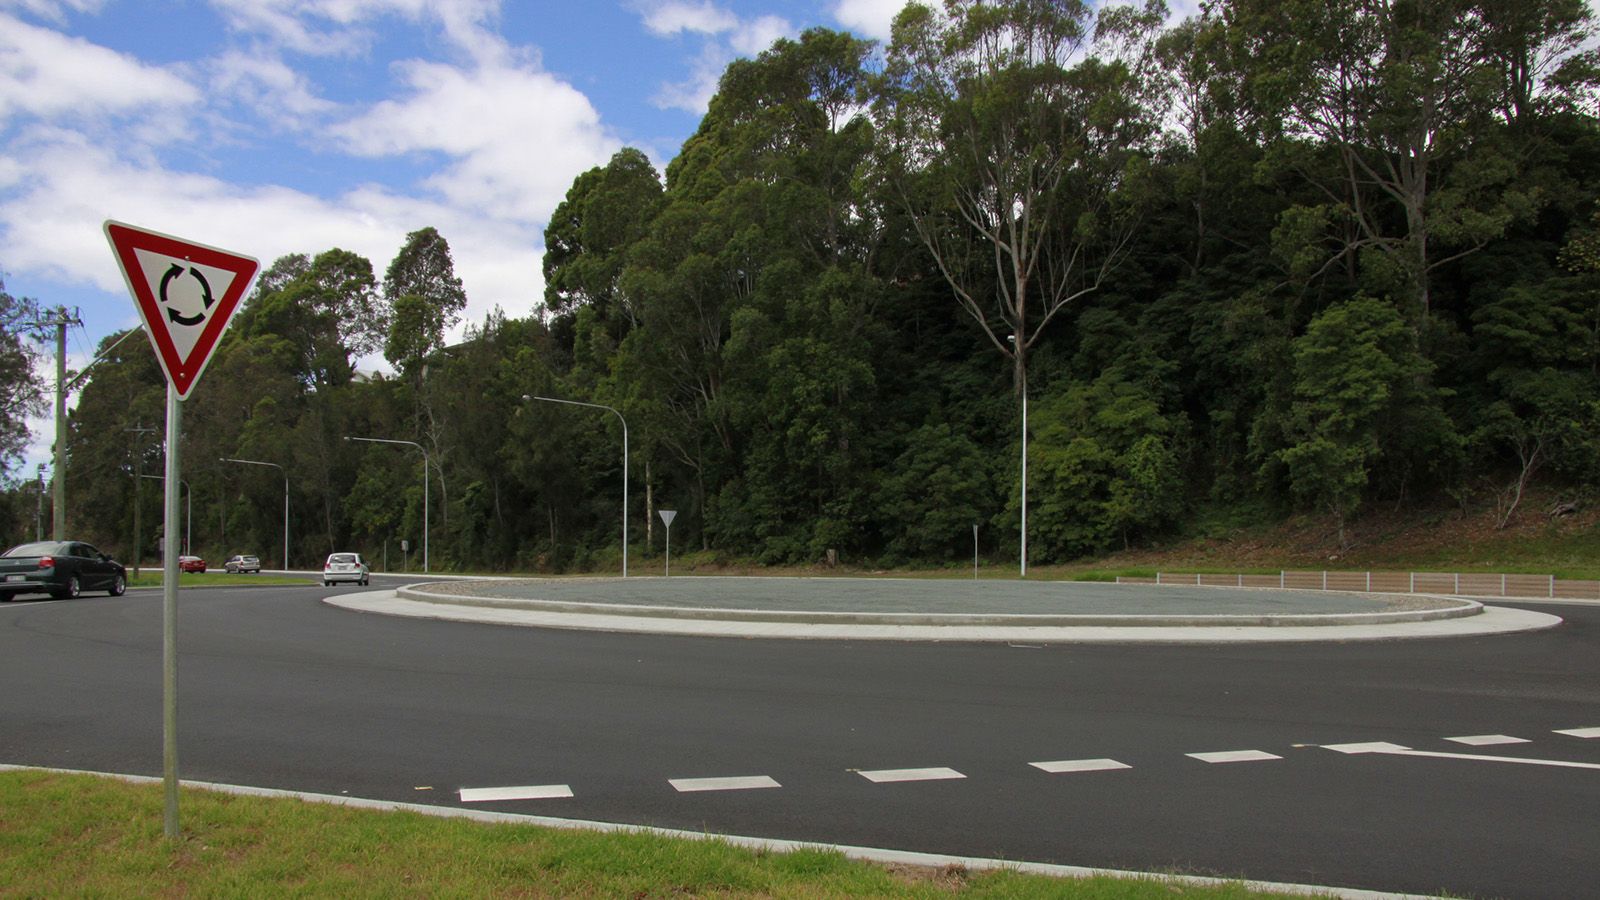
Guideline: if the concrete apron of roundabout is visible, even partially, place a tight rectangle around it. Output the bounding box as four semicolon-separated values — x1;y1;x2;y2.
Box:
322;576;1562;643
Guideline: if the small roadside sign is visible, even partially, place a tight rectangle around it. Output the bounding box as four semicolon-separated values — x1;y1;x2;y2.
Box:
659;509;677;576
104;221;259;399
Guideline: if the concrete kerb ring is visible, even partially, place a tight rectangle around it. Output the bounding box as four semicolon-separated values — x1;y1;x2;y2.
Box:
391;582;1485;628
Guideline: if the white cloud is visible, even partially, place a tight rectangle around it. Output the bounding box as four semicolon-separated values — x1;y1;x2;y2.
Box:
636;2;795;114
210;50;338;123
1;127;544;322
332;58;619;224
208;0;505;61
640;0;738;37
829;0;906;42
731;14;791;56
0;13;200;122
0;0;104;24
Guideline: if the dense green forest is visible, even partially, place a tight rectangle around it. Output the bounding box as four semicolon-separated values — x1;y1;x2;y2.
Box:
7;0;1600;571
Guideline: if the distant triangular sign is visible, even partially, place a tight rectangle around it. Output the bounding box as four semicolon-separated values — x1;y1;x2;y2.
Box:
104;220;259;400
659;509;677;527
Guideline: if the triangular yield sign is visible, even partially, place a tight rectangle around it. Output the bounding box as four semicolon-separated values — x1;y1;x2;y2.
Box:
104;220;259;400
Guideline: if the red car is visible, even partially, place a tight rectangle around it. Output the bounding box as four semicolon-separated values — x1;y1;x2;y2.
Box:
178;555;206;573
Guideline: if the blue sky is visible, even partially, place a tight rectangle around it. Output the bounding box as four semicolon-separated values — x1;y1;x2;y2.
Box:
0;0;1210;471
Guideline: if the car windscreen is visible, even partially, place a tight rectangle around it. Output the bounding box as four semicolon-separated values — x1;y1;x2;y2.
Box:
3;541;64;557
327;554;357;564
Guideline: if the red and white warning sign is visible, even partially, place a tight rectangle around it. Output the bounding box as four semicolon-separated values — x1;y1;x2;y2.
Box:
104;220;259;399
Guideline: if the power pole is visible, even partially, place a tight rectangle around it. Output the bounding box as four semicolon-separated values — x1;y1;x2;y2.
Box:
126;423;157;576
35;307;81;540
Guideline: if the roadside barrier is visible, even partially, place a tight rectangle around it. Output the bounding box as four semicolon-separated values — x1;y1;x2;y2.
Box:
1113;571;1598;600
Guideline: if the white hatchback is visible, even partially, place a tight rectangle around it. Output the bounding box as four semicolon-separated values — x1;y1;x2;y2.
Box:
322;552;369;586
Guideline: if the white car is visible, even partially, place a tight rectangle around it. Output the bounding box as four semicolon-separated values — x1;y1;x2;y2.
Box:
322;552;369;586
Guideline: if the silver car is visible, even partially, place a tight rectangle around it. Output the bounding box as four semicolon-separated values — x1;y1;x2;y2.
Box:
322;552;369;586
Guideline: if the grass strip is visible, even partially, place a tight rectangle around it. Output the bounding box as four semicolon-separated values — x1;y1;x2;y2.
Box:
0;770;1306;898
125;572;314;588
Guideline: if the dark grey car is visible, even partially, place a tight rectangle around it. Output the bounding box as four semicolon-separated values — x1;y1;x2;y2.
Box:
0;541;127;600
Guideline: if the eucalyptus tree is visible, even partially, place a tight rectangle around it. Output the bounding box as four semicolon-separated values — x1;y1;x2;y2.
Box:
382;227;469;535
1216;0;1587;321
544;148;665;334
383;226;465;372
872;0;1167;397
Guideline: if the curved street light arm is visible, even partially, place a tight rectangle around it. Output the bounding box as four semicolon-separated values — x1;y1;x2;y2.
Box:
344;436;429;574
525;395;628;578
219;457;289;570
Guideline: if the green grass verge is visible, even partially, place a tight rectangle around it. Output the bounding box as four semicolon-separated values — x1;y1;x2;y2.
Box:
0;771;1300;898
125;572;315;588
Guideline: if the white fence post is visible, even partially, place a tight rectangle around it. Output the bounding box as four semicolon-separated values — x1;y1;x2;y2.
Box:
1454;573;1460;593
1550;575;1554;598
1366;571;1371;591
1322;571;1327;590
1409;572;1415;593
1501;573;1507;596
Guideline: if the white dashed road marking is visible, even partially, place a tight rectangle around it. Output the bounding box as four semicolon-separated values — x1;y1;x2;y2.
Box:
1030;758;1132;774
1322;742;1600;770
669;776;781;793
459;784;573;802
1555;727;1600;738
858;767;966;783
1323;742;1412;754
1186;750;1282;764
1446;734;1529;746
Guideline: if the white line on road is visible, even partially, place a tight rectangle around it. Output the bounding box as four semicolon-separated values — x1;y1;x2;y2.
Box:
669;775;781;793
459;784;573;802
1445;734;1529;746
1322;743;1600;770
857;767;965;783
1030;758;1132;774
1322;742;1412;754
1186;750;1282;764
1555;727;1600;738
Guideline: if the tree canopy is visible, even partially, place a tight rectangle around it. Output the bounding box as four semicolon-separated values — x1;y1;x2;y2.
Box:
32;1;1600;568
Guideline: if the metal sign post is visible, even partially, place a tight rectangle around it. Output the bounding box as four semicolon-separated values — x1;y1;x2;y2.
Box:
659;509;676;576
106;221;257;842
161;387;181;839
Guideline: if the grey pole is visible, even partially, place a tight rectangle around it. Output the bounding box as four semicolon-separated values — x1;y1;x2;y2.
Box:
49;308;79;540
528;396;629;578
1021;384;1028;578
162;386;181;839
344;437;428;574
973;523;979;580
219;457;287;570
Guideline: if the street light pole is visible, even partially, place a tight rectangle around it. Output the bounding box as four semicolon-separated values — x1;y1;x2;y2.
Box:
344;437;428;574
219;457;288;570
1008;334;1028;578
526;395;628;578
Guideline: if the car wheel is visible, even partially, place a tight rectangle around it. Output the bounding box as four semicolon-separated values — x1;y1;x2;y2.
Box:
109;574;126;597
54;575;81;600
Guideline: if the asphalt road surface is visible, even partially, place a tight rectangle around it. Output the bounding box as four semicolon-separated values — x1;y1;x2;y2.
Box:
2;576;1596;898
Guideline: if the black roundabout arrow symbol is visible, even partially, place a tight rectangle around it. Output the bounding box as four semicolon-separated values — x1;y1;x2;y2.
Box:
158;263;212;327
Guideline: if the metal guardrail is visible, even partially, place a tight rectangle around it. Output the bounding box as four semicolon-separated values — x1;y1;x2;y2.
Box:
1114;571;1600;600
